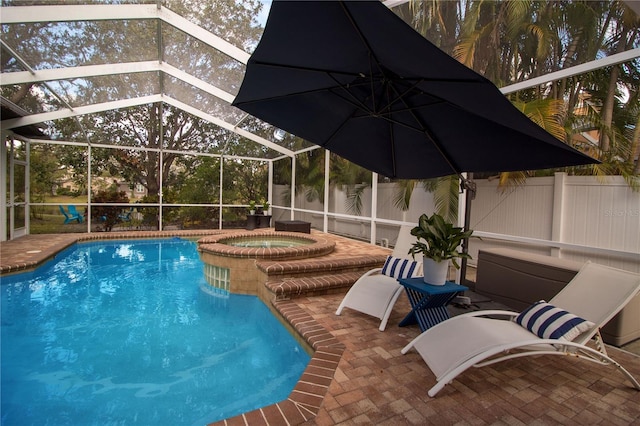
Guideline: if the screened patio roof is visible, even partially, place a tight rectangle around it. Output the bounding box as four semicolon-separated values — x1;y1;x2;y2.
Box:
1;1;305;160
1;1;639;163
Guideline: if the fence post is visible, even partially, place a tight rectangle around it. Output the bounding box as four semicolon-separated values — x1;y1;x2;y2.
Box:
551;172;567;257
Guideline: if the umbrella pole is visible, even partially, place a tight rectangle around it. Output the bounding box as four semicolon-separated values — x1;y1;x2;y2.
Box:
460;174;476;285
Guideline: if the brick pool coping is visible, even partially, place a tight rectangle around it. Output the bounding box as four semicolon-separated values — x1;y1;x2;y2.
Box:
198;231;336;260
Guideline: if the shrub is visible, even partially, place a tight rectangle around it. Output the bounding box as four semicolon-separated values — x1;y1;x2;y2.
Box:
91;190;130;232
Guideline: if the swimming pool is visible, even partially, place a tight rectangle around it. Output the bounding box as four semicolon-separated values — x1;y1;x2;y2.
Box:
0;238;310;425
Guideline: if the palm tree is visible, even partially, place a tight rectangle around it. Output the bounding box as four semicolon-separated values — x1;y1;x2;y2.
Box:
397;1;565;219
407;0;638;193
391;177;459;223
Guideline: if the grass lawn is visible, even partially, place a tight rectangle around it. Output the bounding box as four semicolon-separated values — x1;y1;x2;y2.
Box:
30;214;87;234
39;194;88;204
29;196;88;234
24;196;232;234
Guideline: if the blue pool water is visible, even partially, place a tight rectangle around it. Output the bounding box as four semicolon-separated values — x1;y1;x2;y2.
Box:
1;238;310;425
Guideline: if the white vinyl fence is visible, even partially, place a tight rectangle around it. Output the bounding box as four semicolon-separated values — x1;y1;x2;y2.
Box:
468;173;639;272
273;173;639;272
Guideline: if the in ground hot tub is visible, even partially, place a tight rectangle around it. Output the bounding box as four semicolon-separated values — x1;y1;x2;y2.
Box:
197;231;335;295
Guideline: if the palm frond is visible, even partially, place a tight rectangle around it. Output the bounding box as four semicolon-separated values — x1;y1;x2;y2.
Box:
497;171;529;192
453;35;477;67
345;183;368;216
432;176;459;223
392;179;416;211
513;98;566;140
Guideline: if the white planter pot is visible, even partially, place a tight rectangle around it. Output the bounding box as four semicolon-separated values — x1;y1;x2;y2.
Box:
249;210;256;215
422;257;449;285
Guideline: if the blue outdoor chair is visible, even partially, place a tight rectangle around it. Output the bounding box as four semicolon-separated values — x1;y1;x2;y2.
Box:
59;205;83;224
119;207;134;222
67;205;84;223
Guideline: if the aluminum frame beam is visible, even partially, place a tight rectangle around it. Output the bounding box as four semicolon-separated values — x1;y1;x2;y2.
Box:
0;4;289;156
1;4;250;64
2;94;293;157
0;61;237;104
501;48;640;94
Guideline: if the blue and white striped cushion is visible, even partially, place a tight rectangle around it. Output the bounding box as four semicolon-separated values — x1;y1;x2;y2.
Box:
515;301;595;341
381;256;419;280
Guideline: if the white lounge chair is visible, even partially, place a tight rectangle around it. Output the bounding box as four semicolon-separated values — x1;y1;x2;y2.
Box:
335;226;421;331
402;261;640;397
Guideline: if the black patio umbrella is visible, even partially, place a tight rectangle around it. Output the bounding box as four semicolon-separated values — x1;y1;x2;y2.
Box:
232;1;596;180
232;1;598;283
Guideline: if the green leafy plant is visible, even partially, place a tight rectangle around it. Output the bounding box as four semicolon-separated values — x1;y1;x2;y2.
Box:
408;213;474;269
261;199;270;211
249;200;256;210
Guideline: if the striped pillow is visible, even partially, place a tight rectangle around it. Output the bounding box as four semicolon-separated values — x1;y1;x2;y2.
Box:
515;301;595;341
381;256;419;280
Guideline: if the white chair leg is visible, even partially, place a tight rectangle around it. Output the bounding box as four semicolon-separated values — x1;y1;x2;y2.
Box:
378;286;404;331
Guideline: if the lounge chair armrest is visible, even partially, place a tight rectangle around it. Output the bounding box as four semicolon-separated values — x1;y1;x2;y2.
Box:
357;268;383;279
454;309;519;320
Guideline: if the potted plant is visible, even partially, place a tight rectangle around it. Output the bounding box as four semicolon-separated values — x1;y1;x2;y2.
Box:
261;199;270;215
248;200;256;215
408;213;474;285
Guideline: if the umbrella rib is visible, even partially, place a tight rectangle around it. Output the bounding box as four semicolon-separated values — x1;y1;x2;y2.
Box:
339;1;386;113
233;78;405;112
250;60;479;85
388;78;464;177
376;77;426;116
388;111;397;177
326;73;380;116
339;2;382;73
325;73;442;123
250;60;366;79
251;60;482;84
324;83;440;134
235;71;435;117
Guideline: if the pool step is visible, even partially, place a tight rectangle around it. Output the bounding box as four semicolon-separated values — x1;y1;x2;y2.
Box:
265;271;365;300
257;254;387;277
260;254;387;300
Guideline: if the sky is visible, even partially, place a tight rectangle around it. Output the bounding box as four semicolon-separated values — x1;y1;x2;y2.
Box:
256;0;271;28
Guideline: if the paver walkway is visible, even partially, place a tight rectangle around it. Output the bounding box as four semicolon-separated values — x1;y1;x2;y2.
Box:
299;293;640;425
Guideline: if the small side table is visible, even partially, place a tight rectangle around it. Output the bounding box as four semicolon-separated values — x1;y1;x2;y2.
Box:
398;278;468;332
257;214;271;228
246;214;272;230
246;214;258;230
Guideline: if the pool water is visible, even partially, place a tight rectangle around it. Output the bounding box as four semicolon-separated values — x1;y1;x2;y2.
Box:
1;238;310;425
226;237;312;248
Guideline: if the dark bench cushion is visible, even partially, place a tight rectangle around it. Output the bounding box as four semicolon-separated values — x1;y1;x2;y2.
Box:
275;220;311;233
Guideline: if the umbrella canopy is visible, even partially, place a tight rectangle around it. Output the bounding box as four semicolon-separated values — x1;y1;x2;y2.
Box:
232;1;597;179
